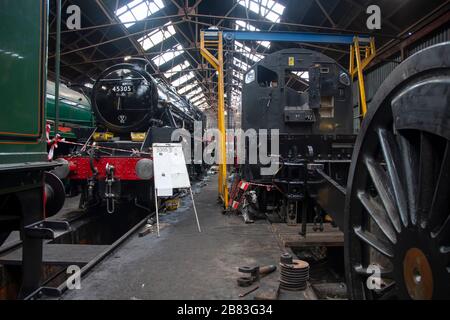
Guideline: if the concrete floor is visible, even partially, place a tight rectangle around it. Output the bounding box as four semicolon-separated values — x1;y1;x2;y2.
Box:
62;174;312;300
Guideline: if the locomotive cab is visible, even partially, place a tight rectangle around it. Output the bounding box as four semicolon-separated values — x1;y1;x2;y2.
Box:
242;48;353;134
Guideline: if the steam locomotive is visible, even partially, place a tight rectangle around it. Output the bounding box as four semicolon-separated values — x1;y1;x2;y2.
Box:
240;43;450;300
240;48;355;230
61;60;206;213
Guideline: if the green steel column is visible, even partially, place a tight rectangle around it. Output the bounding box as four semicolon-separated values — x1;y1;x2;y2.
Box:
54;0;62;136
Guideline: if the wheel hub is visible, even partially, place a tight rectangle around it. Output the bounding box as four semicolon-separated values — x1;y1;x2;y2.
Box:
403;247;433;300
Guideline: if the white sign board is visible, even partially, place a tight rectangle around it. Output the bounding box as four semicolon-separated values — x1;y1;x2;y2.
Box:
153;143;191;197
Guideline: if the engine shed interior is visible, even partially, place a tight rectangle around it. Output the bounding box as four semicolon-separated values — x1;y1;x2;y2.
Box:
0;0;449;305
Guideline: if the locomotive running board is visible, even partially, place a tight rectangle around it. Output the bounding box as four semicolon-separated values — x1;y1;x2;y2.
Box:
0;244;109;266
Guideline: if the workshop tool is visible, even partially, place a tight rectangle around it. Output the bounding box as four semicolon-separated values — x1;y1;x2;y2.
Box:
237;265;277;287
239;286;260;298
279;253;310;291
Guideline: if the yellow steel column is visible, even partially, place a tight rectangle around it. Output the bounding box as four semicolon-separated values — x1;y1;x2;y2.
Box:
200;31;229;208
217;33;229;207
350;37;376;118
349;44;355;81
354;38;368;117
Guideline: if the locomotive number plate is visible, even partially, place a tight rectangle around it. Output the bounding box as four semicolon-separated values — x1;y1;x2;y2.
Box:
111;85;134;95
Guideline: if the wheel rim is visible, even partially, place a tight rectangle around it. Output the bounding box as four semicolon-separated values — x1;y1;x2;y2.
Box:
345;42;450;300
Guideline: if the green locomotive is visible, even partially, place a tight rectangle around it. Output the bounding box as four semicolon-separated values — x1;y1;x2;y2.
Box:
0;0;69;298
46;80;95;141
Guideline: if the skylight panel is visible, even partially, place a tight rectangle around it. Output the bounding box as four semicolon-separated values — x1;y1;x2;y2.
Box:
232;78;241;86
178;82;198;95
189;90;205;101
186;87;203;98
235;20;271;48
116;0;165;28
193;98;206;107
235;41;264;63
171;71;195;87
292;71;310;81
138;22;176;51
233;70;244;80
231;90;242;105
190;94;205;104
237;0;285;23
233;57;250;72
164;60;190;78
152;44;183;66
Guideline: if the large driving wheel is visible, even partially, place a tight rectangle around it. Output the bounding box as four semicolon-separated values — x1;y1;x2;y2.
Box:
345;42;450;300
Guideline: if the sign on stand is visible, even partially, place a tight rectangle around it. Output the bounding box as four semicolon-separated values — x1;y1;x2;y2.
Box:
152;143;201;236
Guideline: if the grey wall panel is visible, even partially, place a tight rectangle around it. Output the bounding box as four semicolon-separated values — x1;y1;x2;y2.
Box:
352;26;449;133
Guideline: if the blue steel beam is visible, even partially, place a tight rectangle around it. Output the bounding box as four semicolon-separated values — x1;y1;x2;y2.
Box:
223;31;371;44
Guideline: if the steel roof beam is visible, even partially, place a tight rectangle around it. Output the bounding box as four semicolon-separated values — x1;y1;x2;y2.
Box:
223;31;371;45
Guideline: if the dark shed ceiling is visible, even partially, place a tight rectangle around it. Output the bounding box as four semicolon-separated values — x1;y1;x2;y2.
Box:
48;0;449;110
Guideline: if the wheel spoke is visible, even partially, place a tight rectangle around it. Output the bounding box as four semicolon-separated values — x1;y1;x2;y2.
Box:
358;191;397;244
397;133;419;226
0;232;10;246
429;141;450;231
440;246;450;254
354;226;394;258
418;132;440;228
365;157;402;233
431;214;450;243
378;129;409;227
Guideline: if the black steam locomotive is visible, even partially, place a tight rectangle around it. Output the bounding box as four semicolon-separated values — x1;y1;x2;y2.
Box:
61;60;206;213
240;48;355;230
92;61;205;133
240;43;450;300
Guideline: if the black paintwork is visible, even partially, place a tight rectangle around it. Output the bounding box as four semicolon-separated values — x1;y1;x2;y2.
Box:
242;48;353;134
92;61;204;133
240;48;356;227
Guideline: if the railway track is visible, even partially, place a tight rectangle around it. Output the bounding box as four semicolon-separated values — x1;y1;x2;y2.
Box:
0;202;155;300
27;212;154;300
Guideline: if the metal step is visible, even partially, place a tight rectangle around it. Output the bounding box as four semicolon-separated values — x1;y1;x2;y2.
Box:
24;220;71;240
0;244;109;266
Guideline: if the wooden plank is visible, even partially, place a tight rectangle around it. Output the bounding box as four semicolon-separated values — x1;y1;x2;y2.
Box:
271;223;344;248
272;223;338;234
0;244;109;266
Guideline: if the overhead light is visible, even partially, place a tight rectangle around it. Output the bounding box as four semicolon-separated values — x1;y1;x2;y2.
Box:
124;56;132;61
84;83;93;88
